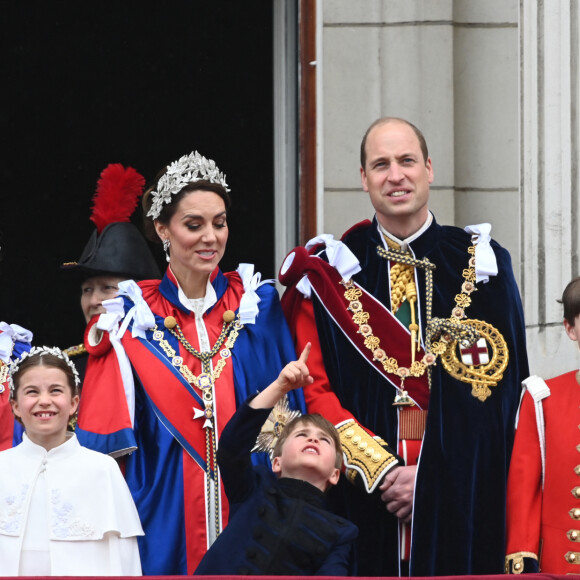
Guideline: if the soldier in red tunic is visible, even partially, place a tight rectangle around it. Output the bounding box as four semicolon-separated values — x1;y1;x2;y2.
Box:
506;276;580;574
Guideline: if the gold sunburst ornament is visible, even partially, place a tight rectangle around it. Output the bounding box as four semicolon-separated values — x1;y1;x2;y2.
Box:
252;395;302;459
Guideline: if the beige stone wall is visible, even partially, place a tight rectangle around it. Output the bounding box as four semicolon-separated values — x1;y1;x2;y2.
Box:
321;0;455;237
321;0;518;257
519;0;580;376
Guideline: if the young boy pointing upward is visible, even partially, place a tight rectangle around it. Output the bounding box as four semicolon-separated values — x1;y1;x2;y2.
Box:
195;344;360;576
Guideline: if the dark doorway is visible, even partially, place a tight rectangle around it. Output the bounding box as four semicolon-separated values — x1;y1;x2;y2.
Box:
1;2;275;348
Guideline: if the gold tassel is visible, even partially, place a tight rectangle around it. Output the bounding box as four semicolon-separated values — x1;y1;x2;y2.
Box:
406;282;420;363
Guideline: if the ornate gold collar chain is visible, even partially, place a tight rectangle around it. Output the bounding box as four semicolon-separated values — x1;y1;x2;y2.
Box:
151;309;244;540
152;310;243;428
341;244;489;402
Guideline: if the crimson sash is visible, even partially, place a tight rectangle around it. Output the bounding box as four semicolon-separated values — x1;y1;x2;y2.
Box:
280;246;430;409
121;330;215;471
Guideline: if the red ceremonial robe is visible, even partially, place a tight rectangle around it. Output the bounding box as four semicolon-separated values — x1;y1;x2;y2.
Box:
77;267;305;575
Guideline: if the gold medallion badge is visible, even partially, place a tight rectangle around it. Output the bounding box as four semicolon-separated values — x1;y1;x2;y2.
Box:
440;318;508;401
376;238;510;402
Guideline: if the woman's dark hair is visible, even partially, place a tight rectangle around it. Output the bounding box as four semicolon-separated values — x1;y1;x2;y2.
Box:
142;179;232;243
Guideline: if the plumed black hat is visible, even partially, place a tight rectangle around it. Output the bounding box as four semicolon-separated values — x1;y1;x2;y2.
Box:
66;222;160;280
62;164;161;281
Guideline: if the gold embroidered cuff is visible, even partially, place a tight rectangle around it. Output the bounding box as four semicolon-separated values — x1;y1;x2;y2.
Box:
338;420;398;493
504;552;537;574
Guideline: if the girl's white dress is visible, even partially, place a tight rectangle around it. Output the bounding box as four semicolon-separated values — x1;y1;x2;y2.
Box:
0;433;143;576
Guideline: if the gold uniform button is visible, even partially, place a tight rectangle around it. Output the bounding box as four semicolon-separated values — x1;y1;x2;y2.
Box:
575;465;580;475
513;562;522;571
568;530;580;541
371;453;382;463
566;552;578;563
571;508;580;520
358;441;368;451
365;447;374;457
573;487;580;498
344;428;355;438
352;435;361;444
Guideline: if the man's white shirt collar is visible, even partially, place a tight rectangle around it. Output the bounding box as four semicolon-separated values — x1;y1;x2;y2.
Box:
378;212;433;251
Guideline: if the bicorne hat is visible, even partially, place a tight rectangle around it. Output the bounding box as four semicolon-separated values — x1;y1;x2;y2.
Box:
62;163;161;281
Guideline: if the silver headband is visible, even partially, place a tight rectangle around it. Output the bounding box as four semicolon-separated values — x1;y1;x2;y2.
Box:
146;151;229;220
9;346;81;397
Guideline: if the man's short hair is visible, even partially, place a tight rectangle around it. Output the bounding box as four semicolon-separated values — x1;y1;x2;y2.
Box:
272;413;343;469
360;117;429;169
559;277;580;325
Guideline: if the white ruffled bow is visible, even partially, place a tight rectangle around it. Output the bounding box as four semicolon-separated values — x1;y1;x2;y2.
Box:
237;263;275;324
116;280;156;339
97;298;126;335
294;234;361;297
97;280;155;427
0;322;33;364
464;223;498;284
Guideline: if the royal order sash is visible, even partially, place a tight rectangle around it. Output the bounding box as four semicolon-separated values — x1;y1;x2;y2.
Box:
121;316;215;473
280;246;430;409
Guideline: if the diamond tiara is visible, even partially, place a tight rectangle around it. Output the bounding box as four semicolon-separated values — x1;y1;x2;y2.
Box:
146;151;230;220
9;346;81;397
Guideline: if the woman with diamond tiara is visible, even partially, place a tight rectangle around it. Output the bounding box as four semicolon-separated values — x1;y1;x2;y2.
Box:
0;347;143;576
75;151;306;575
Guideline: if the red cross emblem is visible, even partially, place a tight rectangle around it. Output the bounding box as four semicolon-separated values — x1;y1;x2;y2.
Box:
460;338;489;366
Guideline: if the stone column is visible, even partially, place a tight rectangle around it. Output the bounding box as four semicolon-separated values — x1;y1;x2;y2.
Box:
521;0;580;375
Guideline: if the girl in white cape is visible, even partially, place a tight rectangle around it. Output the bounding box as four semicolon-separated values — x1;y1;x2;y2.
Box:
0;346;143;576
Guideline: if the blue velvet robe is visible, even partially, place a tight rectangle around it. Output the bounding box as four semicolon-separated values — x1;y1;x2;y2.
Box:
283;217;529;576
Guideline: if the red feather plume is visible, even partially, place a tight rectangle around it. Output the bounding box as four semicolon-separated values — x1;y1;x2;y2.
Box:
90;163;146;234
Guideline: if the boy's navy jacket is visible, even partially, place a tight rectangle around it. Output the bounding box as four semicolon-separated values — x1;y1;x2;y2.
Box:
194;399;358;576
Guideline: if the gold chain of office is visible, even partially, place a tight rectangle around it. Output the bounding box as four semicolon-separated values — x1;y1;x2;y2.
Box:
341;245;481;390
151;309;243;539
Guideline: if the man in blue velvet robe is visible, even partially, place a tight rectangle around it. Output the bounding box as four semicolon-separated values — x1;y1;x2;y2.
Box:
280;117;529;576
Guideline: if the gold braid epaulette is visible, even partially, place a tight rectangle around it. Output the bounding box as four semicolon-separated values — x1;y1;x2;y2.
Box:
62;343;87;358
337;420;398;493
504;552;538;574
